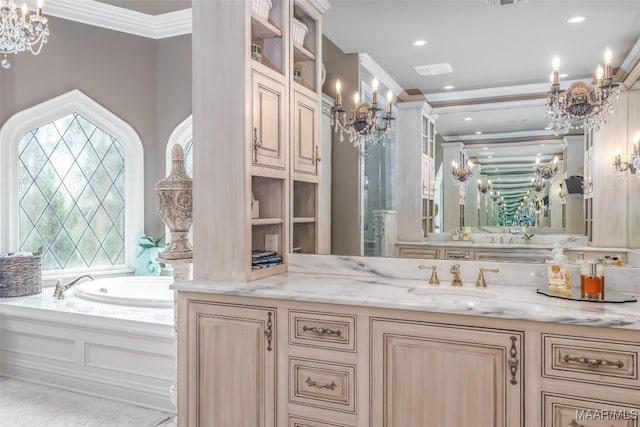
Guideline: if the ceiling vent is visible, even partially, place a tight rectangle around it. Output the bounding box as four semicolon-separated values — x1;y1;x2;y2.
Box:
486;0;529;7
414;63;453;76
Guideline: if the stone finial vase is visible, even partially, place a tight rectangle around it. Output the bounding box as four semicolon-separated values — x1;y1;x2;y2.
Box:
156;144;193;261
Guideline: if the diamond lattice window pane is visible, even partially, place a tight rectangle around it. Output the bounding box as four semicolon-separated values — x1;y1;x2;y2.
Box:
184;139;193;178
19;113;125;270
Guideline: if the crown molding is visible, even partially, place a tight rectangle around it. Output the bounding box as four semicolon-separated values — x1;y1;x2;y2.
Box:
25;0;191;39
358;53;405;98
309;0;331;14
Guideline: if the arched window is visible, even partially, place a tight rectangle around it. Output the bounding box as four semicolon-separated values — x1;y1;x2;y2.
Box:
166;114;193;177
0;90;143;276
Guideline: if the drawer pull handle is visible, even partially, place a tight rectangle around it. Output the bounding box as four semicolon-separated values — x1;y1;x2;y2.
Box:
302;325;342;337
305;377;336;391
253;127;262;163
563;354;624;369
569;420;584;427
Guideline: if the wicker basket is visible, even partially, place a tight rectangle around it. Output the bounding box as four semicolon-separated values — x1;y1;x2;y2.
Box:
0;253;42;297
251;0;272;21
292;18;309;47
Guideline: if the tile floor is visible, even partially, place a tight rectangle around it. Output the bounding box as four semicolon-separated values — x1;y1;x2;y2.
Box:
0;377;174;427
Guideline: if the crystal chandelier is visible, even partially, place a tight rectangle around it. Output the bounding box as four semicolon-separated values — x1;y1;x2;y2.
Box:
451;157;474;186
0;0;49;69
546;47;620;135
531;175;545;192
558;183;566;204
535;156;558;181
331;78;394;148
490;190;501;203
477;178;492;194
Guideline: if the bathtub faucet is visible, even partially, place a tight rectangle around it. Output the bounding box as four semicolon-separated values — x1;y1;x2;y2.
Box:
53;274;95;299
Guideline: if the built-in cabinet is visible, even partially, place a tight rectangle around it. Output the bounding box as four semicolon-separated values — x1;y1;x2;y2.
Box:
178;290;640;427
370;320;522;426
185;302;276;426
584;131;594;243
397;101;436;242
289;0;323;255
252;70;287;171
396;244;551;263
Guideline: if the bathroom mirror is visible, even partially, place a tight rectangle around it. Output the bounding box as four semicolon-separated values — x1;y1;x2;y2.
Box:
319;0;640;259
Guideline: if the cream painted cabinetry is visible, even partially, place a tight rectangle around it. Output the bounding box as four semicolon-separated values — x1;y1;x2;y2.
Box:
252;70;287;171
370;320;523;427
397;101;436;242
540;333;640;427
292;89;320;176
183;301;276;427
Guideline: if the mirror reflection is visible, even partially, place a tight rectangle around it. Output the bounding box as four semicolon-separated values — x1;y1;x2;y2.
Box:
319;0;640;263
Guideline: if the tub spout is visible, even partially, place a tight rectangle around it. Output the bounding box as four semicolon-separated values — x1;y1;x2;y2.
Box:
53;274;95;299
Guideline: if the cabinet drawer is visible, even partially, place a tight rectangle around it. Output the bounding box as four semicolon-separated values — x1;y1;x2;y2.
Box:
543;334;639;389
289;310;355;352
289;415;352;427
444;249;471;260
289;357;356;413
543;393;639;427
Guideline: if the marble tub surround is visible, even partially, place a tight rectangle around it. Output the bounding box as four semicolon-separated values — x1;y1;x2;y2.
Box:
0;289;174;326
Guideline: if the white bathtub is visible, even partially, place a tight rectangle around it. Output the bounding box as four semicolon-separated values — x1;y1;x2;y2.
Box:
74;276;174;308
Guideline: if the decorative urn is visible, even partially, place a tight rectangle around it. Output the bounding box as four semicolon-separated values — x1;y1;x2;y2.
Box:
155;144;193;260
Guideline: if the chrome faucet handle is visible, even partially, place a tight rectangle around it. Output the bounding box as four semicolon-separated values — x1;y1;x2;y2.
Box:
490;237;496;244
418;265;440;285
450;264;463;287
53;279;64;299
476;267;499;288
499;236;504;244
509;237;514;244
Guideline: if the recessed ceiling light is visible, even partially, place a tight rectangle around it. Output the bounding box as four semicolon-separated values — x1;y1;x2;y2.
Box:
482;147;488;150
415;63;453;76
464;117;473;121
544;126;552;130
559;73;569;78
537;153;542;156
413;40;427;46
443;85;455;90
567;16;586;24
476;131;483;135
540;144;545;147
488;155;493;159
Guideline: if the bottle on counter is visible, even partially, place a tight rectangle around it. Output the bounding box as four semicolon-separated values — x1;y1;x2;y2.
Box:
581;262;605;301
547;248;572;298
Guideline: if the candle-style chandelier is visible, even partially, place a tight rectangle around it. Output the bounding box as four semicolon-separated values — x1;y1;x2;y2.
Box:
535;156;559;181
477;178;492;194
546;47;620;135
558;183;566;204
451;156;474;186
490;190;501;203
0;0;49;69
531;176;545;193
613;145;640;176
331;78;394;148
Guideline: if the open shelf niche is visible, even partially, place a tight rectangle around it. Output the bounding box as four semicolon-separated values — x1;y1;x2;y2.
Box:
251;0;286;75
292;180;317;254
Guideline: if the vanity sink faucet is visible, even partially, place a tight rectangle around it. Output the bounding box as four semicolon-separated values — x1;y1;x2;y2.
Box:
476;267;499;288
450;264;463;287
418;265;440;285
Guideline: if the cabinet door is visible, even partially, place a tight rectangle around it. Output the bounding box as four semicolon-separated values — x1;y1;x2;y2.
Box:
187;302;276;427
421;155;430;198
428;156;436;199
292;90;320;176
371;320;523;427
252;71;286;170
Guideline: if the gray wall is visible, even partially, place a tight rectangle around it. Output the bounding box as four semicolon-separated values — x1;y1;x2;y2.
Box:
0;17;192;237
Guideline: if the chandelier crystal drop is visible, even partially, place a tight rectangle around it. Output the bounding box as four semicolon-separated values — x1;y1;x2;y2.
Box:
0;0;49;69
546;47;620;135
331;78;395;148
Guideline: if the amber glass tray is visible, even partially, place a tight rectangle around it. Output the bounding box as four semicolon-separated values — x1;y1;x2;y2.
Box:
536;288;637;303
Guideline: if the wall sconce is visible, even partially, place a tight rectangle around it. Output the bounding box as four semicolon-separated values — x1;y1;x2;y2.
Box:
531;176;545;193
613;134;640;176
451;158;474;186
535;156;559;181
558;183;566;204
477;178;492;194
331;78;394;148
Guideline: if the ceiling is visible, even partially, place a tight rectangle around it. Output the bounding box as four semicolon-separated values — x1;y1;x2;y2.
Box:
95;0;190;15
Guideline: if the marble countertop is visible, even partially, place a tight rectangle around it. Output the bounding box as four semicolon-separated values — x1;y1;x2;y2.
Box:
173;271;640;330
395;240;554;249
